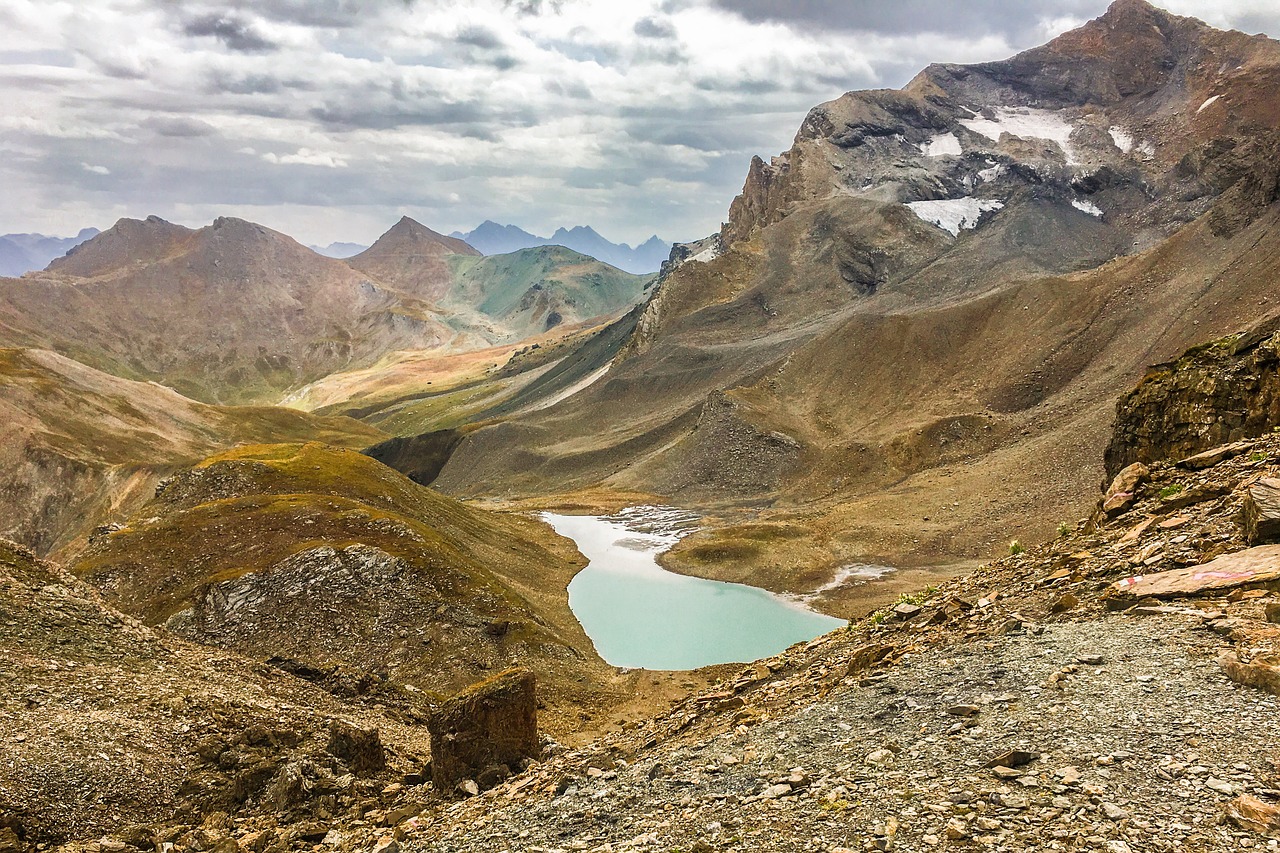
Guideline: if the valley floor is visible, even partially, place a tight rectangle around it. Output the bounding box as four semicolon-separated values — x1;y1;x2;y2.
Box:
15;402;1280;853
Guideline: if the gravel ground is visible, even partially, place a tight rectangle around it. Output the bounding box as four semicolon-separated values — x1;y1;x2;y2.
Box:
411;616;1279;852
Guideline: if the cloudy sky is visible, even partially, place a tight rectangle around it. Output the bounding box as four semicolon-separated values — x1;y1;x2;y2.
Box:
1;1;1277;247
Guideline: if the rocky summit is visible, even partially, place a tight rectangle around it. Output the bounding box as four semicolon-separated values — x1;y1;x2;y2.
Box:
5;2;1280;853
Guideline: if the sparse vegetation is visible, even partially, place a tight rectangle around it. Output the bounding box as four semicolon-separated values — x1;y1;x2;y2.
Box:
1159;483;1185;499
1009;540;1025;555
895;587;937;607
1057;521;1072;537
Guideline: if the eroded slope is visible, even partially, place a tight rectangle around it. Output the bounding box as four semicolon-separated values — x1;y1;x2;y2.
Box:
70;442;618;723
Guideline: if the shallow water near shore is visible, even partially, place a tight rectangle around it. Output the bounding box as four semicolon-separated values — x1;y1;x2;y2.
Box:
544;507;844;670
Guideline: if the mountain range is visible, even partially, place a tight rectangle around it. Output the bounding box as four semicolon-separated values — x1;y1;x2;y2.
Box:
309;240;367;258
379;0;1280;606
0;227;99;276
450;221;670;274
0;215;649;407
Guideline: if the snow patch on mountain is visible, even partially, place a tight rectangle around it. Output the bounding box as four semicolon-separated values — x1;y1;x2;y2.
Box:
1072;199;1104;217
921;133;962;157
905;198;1004;236
1108;126;1133;152
960;107;1079;165
977;162;1004;183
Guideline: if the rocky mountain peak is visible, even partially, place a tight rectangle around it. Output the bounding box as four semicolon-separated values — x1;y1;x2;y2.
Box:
345;217;481;303
719;3;1280;252
47;215;194;278
354;216;480;261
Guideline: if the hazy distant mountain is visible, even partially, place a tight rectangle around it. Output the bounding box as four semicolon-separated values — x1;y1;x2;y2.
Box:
347;216;481;302
0;215;459;404
450;220;669;274
310;241;368;258
0;227;99;276
348;217;650;339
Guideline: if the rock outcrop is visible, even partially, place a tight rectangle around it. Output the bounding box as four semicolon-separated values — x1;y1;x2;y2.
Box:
1105;326;1280;478
427;668;539;794
71;442;614;719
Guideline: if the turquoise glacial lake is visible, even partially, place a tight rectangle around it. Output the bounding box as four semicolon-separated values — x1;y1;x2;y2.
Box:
543;507;845;670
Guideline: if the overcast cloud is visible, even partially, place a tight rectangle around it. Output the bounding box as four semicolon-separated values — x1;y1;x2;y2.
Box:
0;0;1276;247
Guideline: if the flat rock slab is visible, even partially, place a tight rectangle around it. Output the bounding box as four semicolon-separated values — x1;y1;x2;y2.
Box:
1112;546;1280;599
1176;440;1255;470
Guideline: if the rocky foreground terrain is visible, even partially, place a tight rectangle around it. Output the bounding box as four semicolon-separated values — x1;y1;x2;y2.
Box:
11;354;1280;852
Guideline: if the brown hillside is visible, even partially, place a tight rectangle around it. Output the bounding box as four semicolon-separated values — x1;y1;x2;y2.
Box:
347;216;480;303
0;216;456;404
70;442;625;727
0;347;383;559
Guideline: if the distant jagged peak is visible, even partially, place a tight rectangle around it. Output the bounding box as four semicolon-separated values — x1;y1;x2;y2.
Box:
452;220;671;273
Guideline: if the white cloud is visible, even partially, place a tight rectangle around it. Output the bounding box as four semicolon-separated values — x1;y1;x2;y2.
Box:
262;147;348;168
81;162;110;175
0;0;1276;246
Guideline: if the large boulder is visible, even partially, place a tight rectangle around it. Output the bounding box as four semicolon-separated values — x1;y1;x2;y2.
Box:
1242;478;1280;545
327;720;386;777
1100;461;1150;516
428;668;539;793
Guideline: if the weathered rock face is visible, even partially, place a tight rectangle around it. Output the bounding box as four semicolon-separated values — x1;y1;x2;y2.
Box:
428;668;539;794
1243;478;1280;546
326;721;386;778
1104;327;1280;478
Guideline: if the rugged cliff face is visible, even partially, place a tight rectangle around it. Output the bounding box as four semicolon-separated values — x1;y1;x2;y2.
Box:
1105;324;1280;478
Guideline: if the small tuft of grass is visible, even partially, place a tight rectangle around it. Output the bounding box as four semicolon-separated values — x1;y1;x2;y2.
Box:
1251;451;1270;463
1057;521;1071;537
1008;540;1025;555
1159;483;1184;499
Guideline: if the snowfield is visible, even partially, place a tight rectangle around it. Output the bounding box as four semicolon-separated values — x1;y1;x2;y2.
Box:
960;107;1079;165
906;197;1004;236
921;133;962;157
